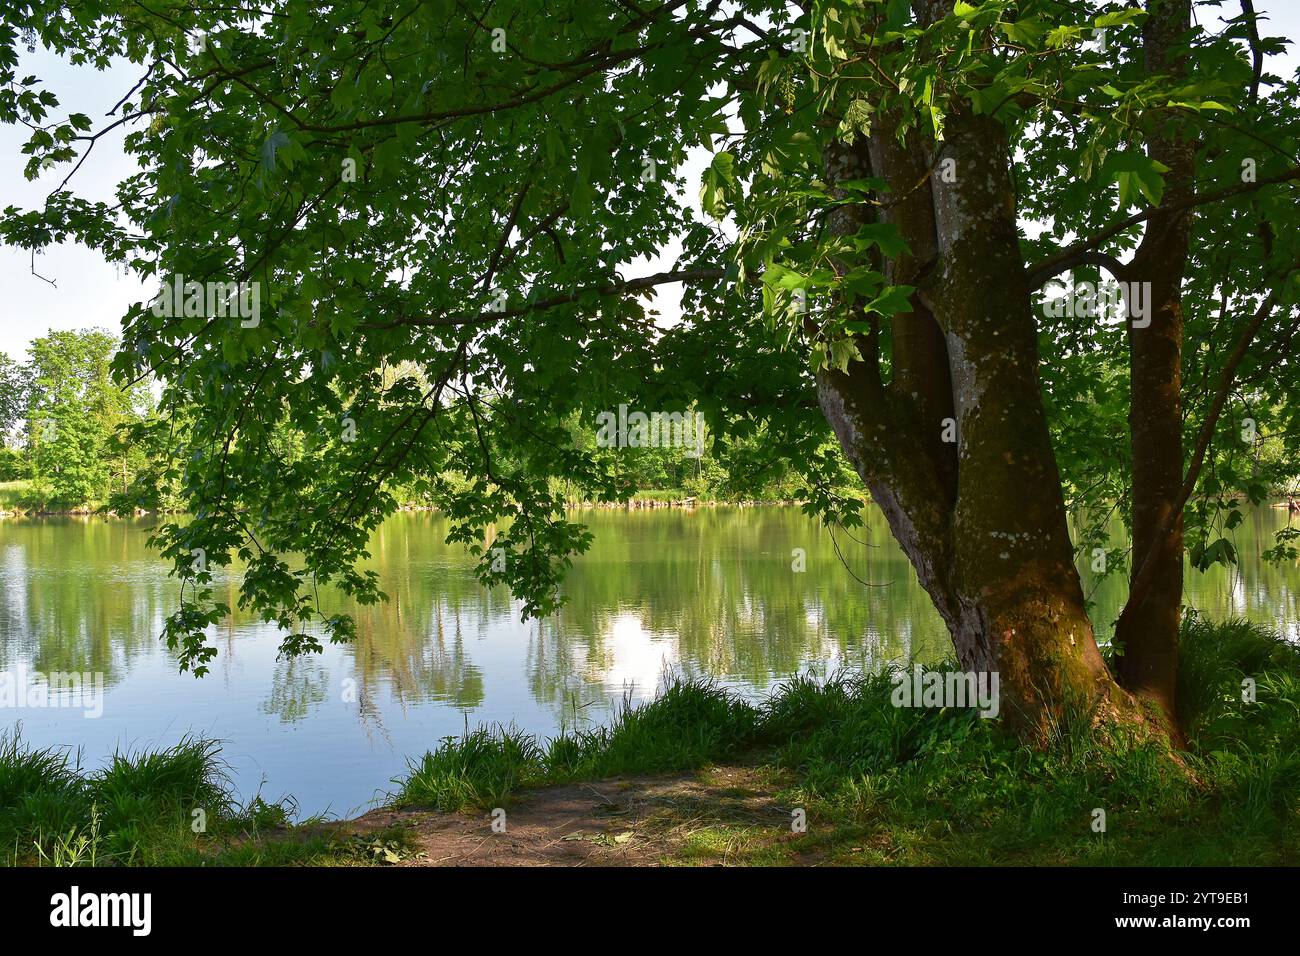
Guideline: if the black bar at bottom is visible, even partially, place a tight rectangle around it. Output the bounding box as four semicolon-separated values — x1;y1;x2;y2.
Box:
0;865;1281;942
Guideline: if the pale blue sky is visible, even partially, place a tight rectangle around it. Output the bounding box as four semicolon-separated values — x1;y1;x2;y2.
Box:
1;4;1296;361
0;45;148;358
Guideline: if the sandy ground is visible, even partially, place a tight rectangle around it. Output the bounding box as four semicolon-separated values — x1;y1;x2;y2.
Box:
337;767;791;866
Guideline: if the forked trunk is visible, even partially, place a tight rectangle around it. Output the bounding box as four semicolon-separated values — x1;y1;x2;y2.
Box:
817;99;1137;745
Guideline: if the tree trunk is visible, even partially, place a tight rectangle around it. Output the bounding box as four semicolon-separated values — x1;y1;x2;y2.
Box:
1114;0;1194;730
817;103;1133;745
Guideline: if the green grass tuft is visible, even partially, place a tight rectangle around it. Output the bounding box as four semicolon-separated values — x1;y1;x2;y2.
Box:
393;680;757;811
395;726;543;812
0;729;360;866
0;480;32;511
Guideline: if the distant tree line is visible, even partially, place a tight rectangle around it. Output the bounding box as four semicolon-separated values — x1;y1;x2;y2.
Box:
0;330;838;512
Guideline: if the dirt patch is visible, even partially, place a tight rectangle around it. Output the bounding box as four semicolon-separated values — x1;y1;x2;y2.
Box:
335;766;796;867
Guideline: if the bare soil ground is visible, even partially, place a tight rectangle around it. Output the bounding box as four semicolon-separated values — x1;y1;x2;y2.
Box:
332;766;800;866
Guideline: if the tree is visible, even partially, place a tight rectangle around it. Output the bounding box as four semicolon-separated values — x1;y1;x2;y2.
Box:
1;1;1296;737
0;352;26;441
24;329;150;509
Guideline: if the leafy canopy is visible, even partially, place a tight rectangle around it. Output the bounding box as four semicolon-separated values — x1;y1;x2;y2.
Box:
1;1;1297;671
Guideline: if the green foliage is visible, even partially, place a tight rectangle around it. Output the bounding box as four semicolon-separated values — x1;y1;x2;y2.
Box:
2;0;1298;675
18;329;153;511
1178;615;1300;757
1021;3;1300;582
0;479;32;510
0;448;28;483
0;352;26;437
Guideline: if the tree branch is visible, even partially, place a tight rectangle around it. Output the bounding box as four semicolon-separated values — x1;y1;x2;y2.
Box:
361;267;727;330
1239;0;1264;103
1027;250;1131;290
1026;165;1300;287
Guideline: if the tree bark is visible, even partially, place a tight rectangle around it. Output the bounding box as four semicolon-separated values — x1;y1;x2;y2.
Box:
1114;0;1194;729
817;103;1132;745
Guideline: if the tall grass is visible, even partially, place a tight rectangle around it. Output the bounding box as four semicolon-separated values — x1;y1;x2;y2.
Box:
0;732;90;861
0;730;315;865
1176;615;1300;832
398;727;543;811
0;480;32;511
394;681;757;810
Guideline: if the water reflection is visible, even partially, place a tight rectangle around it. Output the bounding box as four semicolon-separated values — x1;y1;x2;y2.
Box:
1;505;1297;813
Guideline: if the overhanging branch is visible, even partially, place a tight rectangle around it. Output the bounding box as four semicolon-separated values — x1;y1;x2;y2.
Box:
1027;250;1130;290
362;267;727;330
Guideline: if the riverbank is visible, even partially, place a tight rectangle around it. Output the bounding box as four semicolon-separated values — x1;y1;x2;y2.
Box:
3;617;1297;867
0;479;804;518
5;482;1299;519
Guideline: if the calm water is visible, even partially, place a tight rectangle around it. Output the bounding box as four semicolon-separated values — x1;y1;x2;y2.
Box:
2;506;1298;815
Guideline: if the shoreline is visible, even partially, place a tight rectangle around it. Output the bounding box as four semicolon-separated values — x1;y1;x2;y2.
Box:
5;495;1300;521
6;619;1297;867
0;498;808;519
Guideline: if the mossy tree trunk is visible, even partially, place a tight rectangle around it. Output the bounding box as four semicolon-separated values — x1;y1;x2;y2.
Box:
815;15;1138;745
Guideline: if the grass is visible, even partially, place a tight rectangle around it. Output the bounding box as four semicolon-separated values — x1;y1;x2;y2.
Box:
0;731;407;866
0;480;32;511
629;488;690;503
395;681;757;810
390;617;1300;865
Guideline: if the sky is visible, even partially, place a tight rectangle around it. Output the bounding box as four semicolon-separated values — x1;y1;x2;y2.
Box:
0;45;148;359
0;4;1296;362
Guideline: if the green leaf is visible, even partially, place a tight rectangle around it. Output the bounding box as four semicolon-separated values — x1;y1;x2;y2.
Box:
828;337;861;372
849;223;911;259
1103;151;1170;207
710;150;736;184
260;130;292;175
762;261;808;291
862;284;916;316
